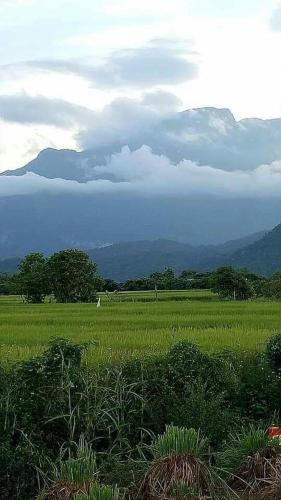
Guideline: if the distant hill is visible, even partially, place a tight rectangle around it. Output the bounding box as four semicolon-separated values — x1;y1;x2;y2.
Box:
89;231;266;281
89;239;204;281
0;257;21;274
0;229;274;280
209;231;267;256
230;224;281;275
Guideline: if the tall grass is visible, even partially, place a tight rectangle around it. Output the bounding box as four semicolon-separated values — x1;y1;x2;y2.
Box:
75;484;120;499
152;425;207;458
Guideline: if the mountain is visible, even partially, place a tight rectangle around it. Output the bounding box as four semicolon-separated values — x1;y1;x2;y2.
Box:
88;232;267;280
1;147;110;182
89;239;204;280
1;107;281;256
0;231;266;280
0;257;20;274
3;107;281;181
210;231;267;255
230;224;281;275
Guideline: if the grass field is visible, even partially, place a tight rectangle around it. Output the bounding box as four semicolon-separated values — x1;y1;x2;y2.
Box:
0;290;280;365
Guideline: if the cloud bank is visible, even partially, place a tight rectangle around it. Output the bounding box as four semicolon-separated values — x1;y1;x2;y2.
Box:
0;94;94;127
77;99;281;171
2;146;281;199
3;39;198;89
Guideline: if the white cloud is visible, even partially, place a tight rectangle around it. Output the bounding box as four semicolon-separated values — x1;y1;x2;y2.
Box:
2;146;281;199
0;121;77;171
1;1;281;172
9;38;198;90
0;93;94;126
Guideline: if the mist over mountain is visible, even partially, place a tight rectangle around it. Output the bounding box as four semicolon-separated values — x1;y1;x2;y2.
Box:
1;106;281;257
3;106;281;183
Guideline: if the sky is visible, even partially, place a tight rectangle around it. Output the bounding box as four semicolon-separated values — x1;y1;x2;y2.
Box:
1;0;281;171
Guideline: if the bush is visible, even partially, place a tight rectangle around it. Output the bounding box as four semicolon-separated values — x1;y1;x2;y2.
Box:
9;338;89;448
2;339;281;498
266;334;281;372
0;440;42;500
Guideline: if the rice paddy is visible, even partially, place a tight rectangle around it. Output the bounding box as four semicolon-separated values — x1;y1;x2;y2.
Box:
0;290;280;365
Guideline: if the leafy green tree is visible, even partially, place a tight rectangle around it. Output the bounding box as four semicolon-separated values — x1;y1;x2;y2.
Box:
268;272;281;299
47;249;98;303
17;253;49;303
150;268;178;290
238;269;268;298
210;266;254;300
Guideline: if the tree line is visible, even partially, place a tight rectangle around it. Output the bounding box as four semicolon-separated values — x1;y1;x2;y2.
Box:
1;248;281;302
122;266;281;300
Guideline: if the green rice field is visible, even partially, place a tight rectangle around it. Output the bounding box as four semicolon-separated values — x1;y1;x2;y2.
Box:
0;290;280;365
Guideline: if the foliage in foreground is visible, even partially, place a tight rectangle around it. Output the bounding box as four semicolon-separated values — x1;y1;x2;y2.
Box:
0;336;281;498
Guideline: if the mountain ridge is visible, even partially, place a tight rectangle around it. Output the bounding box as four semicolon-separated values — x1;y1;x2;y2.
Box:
1;106;281;256
0;231;267;280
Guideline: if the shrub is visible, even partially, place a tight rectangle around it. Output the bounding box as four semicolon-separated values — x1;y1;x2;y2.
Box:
9;338;89;448
165;382;240;447
232;351;281;420
0;440;42;500
266;334;281;372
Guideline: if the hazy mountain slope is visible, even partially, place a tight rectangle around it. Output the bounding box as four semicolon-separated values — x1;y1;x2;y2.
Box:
0;231;266;279
0;257;21;274
231;224;281;275
1;148;110;182
0;192;277;258
1;107;281;257
2;108;281;182
86;231;267;280
211;231;267;255
89;239;203;280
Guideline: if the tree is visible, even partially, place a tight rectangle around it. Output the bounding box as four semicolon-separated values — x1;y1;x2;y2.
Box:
17;253;49;303
47;249;98;303
150;268;178;290
268;272;281;299
210;267;254;300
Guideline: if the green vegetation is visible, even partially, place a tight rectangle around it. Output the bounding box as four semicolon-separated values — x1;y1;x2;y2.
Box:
2;290;281;364
17;250;99;304
2;256;281;498
1;336;281;499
